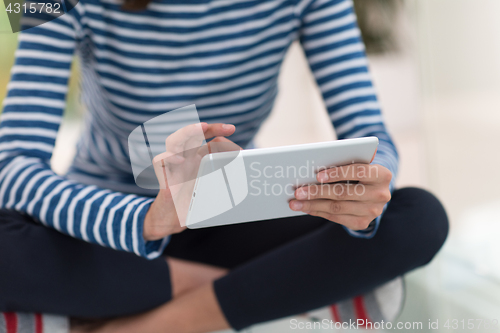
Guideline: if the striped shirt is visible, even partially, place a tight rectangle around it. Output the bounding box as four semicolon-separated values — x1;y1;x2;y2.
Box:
0;0;398;258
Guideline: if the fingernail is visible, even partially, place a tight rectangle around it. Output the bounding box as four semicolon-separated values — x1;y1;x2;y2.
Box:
296;189;307;200
317;173;328;182
223;124;234;131
291;201;303;211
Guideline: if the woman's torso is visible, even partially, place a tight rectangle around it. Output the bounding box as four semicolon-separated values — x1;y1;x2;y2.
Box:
68;0;303;195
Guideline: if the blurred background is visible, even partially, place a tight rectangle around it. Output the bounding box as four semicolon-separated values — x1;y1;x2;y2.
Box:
2;0;500;331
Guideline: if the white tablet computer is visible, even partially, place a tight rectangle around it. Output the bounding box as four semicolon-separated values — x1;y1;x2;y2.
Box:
185;137;378;229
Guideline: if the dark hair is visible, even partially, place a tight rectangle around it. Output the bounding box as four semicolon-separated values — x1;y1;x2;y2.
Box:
122;0;151;11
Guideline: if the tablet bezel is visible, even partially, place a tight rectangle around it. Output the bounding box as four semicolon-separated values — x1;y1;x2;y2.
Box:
185;137;379;229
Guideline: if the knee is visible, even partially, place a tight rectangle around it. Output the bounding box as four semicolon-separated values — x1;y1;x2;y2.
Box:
388;187;449;267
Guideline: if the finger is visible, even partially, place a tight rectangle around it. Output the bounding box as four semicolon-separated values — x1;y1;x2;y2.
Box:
203;123;236;140
164;123;235;158
209;136;233;143
307;211;372;230
208;136;243;153
316;163;380;184
165;123;207;155
192;137;241;159
295;183;370;201
370;148;378;163
289;199;366;216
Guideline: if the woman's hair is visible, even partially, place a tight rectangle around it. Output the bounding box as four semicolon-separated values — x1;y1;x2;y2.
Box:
122;0;151;11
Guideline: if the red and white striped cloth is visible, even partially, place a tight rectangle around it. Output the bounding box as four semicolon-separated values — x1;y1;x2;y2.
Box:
0;313;68;333
307;277;405;327
1;278;404;332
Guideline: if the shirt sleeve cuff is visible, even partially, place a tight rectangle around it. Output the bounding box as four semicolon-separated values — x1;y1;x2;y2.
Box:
342;200;388;239
144;237;171;260
343;215;381;239
133;199;171;259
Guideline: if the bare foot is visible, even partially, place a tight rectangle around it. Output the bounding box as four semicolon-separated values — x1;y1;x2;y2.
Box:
70;258;229;333
72;283;230;333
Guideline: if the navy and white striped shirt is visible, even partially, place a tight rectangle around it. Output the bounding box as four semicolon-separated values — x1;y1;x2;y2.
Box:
0;0;398;258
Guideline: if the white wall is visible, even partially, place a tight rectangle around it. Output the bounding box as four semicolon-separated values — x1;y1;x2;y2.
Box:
411;0;500;282
412;0;500;227
414;0;500;98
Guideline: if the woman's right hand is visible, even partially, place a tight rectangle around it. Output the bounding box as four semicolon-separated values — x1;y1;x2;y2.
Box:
143;123;240;241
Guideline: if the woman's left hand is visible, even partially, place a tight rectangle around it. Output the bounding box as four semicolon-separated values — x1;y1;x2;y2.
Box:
289;163;392;231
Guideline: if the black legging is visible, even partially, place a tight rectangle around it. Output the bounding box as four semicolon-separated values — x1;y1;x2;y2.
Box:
0;187;448;330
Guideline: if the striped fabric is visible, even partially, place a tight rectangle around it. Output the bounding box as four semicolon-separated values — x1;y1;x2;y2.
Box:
0;0;398;258
0;313;68;333
307;277;405;327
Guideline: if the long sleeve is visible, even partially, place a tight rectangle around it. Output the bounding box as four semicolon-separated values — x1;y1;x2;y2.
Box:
298;0;399;238
0;6;166;258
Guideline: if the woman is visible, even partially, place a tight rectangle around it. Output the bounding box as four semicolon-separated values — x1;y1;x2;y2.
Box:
0;0;448;332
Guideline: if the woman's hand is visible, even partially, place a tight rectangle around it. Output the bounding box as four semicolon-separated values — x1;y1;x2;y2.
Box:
289;163;392;231
143;123;240;241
